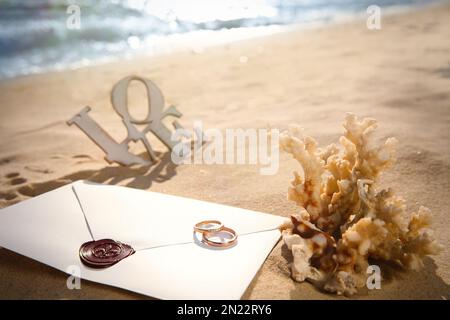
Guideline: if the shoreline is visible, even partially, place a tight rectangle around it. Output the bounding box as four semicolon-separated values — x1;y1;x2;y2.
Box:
0;3;449;299
1;1;447;83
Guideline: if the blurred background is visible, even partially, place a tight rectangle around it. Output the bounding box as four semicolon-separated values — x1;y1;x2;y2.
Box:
0;0;441;79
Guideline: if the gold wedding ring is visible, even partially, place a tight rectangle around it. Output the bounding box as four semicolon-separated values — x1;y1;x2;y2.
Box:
193;220;238;248
194;220;224;234
202;226;237;248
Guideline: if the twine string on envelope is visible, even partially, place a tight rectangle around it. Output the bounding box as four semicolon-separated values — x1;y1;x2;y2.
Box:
71;185;281;252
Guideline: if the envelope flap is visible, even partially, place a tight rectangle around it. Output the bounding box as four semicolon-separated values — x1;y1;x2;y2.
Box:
74;181;286;249
0;184;93;271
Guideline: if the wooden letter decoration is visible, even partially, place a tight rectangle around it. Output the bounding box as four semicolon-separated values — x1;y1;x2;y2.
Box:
67;76;184;166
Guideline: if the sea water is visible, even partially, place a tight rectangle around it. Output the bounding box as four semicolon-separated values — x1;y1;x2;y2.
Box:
0;0;444;79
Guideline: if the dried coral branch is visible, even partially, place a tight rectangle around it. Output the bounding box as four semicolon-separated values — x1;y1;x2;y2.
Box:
280;126;326;220
280;113;442;296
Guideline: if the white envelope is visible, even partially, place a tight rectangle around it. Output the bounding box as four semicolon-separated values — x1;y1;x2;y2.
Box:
0;180;285;299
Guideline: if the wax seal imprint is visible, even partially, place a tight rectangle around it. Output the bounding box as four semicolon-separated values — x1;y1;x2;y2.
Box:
79;239;135;268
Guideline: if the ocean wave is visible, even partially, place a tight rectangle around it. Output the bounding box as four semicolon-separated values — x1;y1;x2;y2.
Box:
0;0;444;79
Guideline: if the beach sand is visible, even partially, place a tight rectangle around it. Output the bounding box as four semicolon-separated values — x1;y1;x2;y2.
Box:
0;3;449;299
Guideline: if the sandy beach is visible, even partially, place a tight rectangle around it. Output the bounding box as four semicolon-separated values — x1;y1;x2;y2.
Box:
0;3;449;299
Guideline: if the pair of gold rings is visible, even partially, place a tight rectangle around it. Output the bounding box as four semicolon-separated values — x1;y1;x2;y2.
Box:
194;220;237;248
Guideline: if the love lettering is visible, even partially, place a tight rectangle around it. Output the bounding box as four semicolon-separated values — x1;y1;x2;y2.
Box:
67;76;190;166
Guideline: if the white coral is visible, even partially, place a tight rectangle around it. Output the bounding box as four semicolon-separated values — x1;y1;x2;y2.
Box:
280;113;442;296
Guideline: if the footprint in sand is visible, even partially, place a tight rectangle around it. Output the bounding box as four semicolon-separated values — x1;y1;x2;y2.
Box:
25;165;53;174
73;154;92;159
10;177;27;185
73;154;94;164
0;156;15;166
5;172;19;178
5;172;27;186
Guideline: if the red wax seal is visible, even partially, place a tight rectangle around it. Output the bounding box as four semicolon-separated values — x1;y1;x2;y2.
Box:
79;239;135;268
